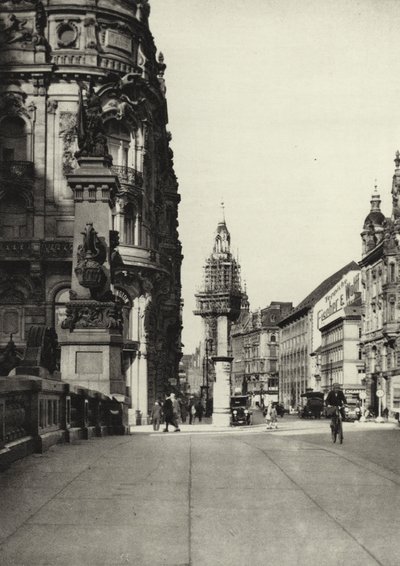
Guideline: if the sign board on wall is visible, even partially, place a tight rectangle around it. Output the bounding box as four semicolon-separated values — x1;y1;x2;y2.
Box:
316;271;360;330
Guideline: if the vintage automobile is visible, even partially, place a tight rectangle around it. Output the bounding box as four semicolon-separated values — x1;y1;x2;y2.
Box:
300;391;324;419
230;396;252;426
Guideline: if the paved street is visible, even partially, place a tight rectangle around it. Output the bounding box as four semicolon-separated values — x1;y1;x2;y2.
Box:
0;415;399;566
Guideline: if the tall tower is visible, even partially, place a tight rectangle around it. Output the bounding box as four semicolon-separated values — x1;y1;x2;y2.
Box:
0;0;182;424
194;207;245;425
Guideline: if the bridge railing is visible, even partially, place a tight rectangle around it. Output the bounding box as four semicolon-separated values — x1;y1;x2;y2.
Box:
0;376;128;471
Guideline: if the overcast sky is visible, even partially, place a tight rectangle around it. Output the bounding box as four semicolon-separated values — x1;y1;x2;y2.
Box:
150;0;400;353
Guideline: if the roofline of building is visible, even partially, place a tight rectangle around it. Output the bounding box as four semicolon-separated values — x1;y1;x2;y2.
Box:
358;240;384;267
278;260;360;327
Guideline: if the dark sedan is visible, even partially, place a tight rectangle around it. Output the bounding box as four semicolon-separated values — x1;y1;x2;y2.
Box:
230;396;252;426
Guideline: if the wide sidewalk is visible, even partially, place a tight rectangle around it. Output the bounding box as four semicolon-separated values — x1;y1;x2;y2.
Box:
0;418;399;566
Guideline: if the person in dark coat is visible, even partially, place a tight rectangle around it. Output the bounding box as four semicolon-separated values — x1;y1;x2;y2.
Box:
163;393;180;432
325;383;347;424
150;401;162;431
195;401;204;423
179;398;188;423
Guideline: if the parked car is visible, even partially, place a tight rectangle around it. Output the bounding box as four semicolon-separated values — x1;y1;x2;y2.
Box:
300;391;324;419
230;396;252;425
344;405;357;421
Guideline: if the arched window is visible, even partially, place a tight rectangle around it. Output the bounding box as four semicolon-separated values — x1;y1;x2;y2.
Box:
0;116;29;161
123;204;137;245
104;119;131;166
54;288;70;331
270;334;276;343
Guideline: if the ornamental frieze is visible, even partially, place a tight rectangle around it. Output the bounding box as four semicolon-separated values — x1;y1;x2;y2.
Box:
61;301;123;332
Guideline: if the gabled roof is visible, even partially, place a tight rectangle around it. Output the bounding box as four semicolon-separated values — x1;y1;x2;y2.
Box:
279;260;360;327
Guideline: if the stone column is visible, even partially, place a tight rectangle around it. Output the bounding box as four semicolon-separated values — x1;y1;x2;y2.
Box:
212;356;233;427
59;156;126;398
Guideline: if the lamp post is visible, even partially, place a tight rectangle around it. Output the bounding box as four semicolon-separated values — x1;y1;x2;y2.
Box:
329;359;333;389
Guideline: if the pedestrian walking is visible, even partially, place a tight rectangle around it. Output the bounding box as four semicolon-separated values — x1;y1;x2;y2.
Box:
150;400;162;431
171;393;181;425
195;400;204;423
190;402;196;424
162;393;180;432
179;398;188;423
265;403;278;430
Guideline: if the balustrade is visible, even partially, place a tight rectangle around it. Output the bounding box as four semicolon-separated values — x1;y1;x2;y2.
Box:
0;377;127;471
111;165;143;188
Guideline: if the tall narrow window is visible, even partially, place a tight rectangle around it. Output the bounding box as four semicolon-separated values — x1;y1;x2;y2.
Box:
124;205;136;245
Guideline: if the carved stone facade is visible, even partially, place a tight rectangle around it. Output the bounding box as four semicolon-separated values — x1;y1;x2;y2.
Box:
359;158;400;419
0;0;182;420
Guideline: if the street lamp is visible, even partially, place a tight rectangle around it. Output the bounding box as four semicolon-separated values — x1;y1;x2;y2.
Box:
329;358;333;389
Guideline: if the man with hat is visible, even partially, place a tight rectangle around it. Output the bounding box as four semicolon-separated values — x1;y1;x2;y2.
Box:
325;382;347;434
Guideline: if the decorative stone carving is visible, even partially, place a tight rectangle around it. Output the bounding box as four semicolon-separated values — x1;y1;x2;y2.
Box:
75;83;111;160
19;325;59;374
59;111;78;175
0;13;33;46
75;223;107;292
56;21;78;48
0;334;22;376
47;99;58;114
61;301;123;332
83;16;97;49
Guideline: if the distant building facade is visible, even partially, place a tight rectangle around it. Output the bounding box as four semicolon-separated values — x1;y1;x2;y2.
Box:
314;272;364;404
279;262;359;410
359;163;400;419
231;302;292;402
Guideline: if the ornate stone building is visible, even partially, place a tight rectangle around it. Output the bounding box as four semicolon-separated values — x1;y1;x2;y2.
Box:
231;302;292;400
359;164;400;419
0;0;182;421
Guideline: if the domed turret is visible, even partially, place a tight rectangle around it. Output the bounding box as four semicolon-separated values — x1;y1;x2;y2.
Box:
363;183;385;229
361;182;386;257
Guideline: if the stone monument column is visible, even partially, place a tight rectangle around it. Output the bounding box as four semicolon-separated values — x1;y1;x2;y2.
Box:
212;355;233;426
194;211;245;427
59;156;125;397
59;86;126;399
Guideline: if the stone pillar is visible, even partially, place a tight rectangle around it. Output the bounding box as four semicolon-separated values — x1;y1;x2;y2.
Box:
212;356;233;427
59;156;126;398
217;317;229;356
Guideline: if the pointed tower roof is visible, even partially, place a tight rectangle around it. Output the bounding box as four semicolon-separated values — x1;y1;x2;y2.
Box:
363;181;385;229
212;202;231;256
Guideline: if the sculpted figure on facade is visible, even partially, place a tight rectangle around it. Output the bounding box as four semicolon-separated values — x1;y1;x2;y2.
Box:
0;13;31;45
75;83;110;160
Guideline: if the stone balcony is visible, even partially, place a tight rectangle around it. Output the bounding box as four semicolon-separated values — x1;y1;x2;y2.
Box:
111;165;143;190
118;245;171;274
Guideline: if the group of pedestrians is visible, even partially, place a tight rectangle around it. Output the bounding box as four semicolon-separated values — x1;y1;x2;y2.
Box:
150;394;206;432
